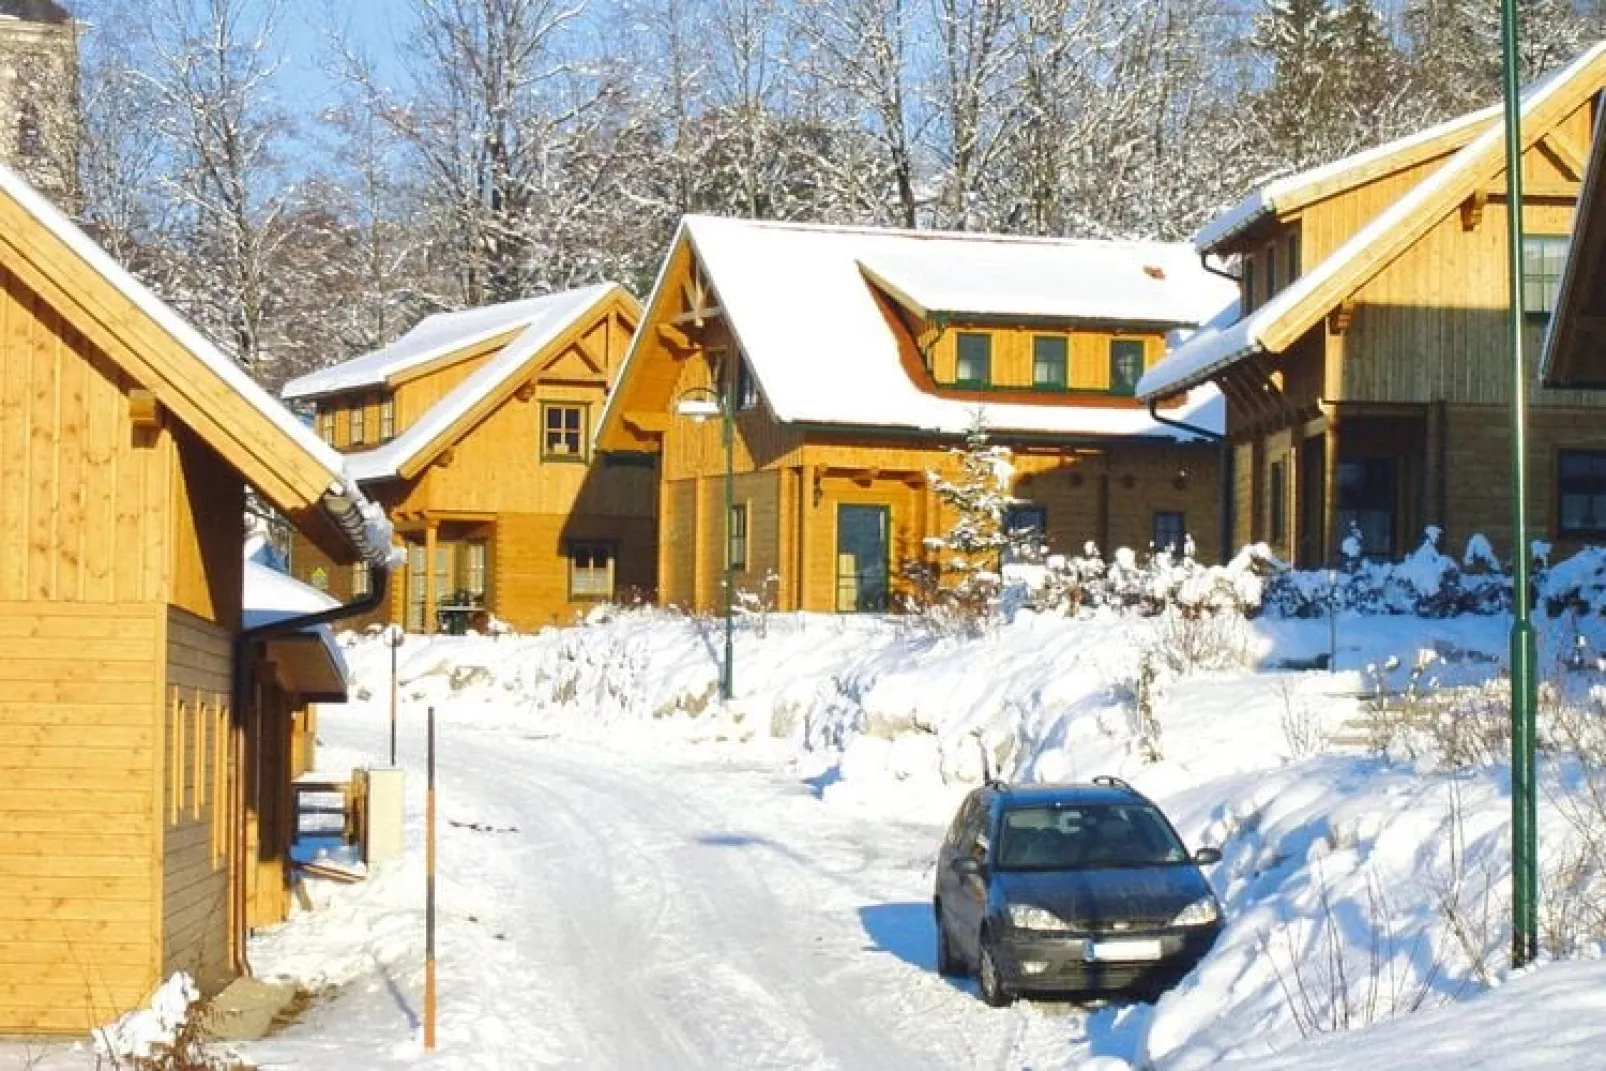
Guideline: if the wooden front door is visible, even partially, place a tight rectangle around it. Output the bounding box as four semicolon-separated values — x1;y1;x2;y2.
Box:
835;505;890;612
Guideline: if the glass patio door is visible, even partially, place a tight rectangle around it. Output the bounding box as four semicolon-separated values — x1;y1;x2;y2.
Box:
835;505;890;613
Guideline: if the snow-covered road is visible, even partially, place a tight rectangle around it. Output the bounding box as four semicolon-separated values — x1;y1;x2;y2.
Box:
246;714;1144;1070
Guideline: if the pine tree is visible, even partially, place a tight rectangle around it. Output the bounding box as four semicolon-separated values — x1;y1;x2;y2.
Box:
1251;0;1342;169
920;414;1019;617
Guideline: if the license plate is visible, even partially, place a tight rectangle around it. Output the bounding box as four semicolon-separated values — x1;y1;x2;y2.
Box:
1087;938;1164;962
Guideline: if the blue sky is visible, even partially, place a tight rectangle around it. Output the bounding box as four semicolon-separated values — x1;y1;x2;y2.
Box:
278;0;415;113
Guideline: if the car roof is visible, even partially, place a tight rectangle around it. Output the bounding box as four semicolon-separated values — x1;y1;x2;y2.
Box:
988;782;1145;807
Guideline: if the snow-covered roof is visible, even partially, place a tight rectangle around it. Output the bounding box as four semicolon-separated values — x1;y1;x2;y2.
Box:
856;237;1228;326
282;290;604;401
0;160;392;564
672;216;1230;440
1141;42;1606;402
342;283;625;481
243;559;350;688
1194;104;1499;252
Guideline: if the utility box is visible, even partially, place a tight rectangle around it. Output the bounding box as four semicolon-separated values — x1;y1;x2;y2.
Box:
363;767;406;864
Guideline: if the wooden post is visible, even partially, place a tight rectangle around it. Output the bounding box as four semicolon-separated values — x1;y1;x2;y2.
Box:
388;627;400;767
424;705;437;1050
424;522;439;635
797;464;814;612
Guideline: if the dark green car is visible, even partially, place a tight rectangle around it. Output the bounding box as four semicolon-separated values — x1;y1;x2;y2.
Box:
933;777;1223;1006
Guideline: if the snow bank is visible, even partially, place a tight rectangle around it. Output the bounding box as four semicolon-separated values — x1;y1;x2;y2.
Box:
305;601;1606;1068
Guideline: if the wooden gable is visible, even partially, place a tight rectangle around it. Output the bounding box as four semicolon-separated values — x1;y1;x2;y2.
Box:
0;173;367;562
598;233;703;452
393;289;639;482
1257;55;1605;357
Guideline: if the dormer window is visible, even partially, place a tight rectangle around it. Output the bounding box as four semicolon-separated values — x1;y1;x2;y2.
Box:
379;395;395;440
955;332;991;387
1109;339;1145;396
1032;336;1067;390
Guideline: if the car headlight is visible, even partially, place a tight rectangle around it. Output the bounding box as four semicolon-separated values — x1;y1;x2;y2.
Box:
1170;897;1221;927
1007;904;1070;931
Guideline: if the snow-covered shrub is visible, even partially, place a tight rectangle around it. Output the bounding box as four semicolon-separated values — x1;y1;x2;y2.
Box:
735;570;781;637
1267;867;1449;1039
94;972;229;1070
1262;529;1510;618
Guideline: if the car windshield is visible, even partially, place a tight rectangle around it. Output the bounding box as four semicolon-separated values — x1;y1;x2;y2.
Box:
994;803;1189;871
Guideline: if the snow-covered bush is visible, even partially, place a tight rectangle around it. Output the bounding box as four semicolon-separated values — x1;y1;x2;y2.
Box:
94;972;229;1070
1262;529;1510;618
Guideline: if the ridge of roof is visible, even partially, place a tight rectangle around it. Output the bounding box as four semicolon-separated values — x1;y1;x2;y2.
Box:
1140;41;1606;403
281;288;611;401
1195;103;1503;253
681;213;1193;255
345;283;629;482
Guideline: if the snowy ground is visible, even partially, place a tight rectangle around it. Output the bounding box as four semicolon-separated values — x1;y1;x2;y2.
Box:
10;604;1606;1070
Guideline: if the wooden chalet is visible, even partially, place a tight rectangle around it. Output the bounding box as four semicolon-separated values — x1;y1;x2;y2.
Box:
0;162;391;1033
597;216;1234;614
281;284;654;633
1138;43;1606;566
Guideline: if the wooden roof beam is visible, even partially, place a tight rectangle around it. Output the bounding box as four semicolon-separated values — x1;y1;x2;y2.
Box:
1540;132;1588;181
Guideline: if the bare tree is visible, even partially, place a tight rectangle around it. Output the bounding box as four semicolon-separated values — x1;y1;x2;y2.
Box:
138;0;294;376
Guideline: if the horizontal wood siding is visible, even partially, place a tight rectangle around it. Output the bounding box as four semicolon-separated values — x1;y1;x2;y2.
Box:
161;608;233;996
0;602;161;1034
489;513;658;630
0;261;173;605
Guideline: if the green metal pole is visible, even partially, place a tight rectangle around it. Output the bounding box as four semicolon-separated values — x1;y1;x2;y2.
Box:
1499;0;1539;969
721;392;735;701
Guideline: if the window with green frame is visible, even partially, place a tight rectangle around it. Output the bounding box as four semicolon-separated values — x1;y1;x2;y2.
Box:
1524;235;1569;323
955;332;991;386
542;404;588;461
1032;336;1068;389
1109;339;1146;396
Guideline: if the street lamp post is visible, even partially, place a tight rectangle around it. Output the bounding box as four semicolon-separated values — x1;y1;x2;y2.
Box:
1498;0;1539;968
675;387;735;701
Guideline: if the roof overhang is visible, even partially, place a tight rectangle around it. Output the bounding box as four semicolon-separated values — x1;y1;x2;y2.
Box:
1544;108;1606;388
0;162;393;568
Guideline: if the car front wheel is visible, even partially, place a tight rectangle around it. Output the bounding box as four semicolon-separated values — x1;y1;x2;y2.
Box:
977;934;1014;1007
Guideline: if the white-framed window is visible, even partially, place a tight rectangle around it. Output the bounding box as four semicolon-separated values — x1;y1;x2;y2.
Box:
569;541;616;600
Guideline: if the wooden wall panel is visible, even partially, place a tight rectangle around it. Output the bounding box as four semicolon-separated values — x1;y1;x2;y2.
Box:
489;513;658;630
0;264;172;606
0;602;161;1034
169;427;244;629
160;608;233;997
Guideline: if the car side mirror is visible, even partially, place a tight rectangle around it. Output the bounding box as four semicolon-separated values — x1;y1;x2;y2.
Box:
1193;846;1222;866
951;856;985;878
